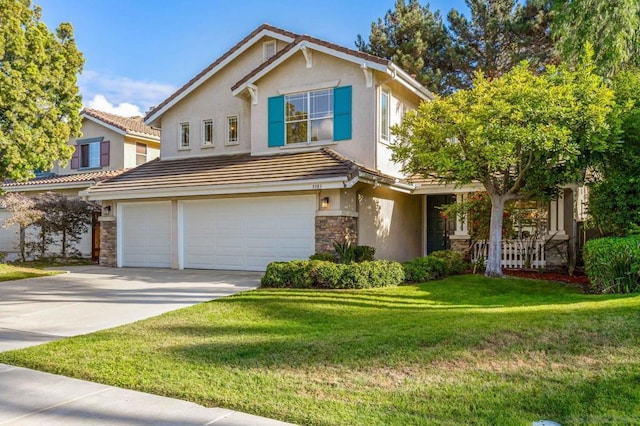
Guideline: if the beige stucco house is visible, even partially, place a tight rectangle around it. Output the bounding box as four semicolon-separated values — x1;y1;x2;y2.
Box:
84;24;577;271
0;110;160;260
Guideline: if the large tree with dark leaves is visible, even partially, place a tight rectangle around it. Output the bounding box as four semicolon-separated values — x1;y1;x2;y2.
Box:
0;0;84;182
357;0;556;94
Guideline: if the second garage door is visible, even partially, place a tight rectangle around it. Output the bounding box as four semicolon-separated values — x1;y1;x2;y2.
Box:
180;195;315;271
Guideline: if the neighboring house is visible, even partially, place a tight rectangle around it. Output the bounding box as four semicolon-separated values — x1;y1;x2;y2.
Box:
0;110;160;260
84;24;577;271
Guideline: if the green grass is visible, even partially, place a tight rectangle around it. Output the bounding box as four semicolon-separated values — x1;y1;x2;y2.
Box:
0;263;61;282
1;275;639;425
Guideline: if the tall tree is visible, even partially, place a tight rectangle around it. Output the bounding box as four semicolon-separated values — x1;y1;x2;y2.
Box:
0;0;84;182
391;59;614;277
552;0;640;76
355;0;452;93
357;0;556;94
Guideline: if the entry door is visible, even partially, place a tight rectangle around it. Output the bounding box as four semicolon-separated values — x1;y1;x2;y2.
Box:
426;195;455;254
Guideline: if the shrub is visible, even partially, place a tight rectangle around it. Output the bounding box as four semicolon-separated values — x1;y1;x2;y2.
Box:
261;260;403;289
354;245;376;262
309;253;338;262
430;250;467;275
583;235;640;293
334;240;356;264
402;256;446;283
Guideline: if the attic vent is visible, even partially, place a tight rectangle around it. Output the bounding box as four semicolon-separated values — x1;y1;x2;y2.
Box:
263;40;276;61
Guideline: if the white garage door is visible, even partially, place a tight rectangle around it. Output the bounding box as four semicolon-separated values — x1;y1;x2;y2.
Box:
119;202;172;267
180;195;315;271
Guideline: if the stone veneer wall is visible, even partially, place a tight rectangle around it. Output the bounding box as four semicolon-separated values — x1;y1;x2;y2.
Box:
449;237;472;261
315;216;358;254
544;239;568;270
99;218;117;267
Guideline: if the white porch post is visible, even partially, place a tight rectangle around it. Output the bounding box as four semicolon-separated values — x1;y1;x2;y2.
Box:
549;192;566;236
454;192;469;236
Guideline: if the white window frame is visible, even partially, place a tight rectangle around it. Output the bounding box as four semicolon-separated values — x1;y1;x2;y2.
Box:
380;88;390;142
263;40;277;61
226;115;239;145
179;122;190;149
202;119;214;147
135;142;147;166
284;88;334;145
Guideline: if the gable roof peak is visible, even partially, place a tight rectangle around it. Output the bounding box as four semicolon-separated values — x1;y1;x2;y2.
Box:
82;108;160;138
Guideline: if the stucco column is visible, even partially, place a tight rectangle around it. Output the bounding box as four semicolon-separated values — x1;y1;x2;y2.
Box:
549;192;566;236
454;192;469;236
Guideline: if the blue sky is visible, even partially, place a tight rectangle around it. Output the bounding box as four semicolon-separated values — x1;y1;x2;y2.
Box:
37;0;468;116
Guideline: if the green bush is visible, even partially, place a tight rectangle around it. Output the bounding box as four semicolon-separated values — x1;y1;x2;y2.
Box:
261;260;403;289
354;245;376;262
402;256;446;283
309;253;338;262
583;235;640;293
430;250;467;275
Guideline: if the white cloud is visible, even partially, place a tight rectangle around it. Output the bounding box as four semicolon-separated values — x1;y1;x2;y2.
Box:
86;94;143;117
79;70;177;114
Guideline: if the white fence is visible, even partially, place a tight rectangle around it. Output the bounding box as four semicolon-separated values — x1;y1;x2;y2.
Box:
472;239;546;269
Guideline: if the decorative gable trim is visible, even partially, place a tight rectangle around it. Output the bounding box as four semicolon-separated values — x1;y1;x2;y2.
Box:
145;25;297;125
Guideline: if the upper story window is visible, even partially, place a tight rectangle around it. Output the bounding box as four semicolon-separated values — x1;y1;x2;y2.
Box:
179;122;190;149
80;142;101;168
226;115;238;145
285;89;333;144
202;119;214;147
263;40;277;61
136;143;147;165
380;88;390;142
71;137;109;170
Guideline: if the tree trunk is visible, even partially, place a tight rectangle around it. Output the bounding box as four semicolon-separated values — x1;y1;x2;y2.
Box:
19;227;26;262
485;195;506;278
61;228;67;259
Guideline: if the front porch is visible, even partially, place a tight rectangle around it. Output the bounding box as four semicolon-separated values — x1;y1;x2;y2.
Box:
421;188;577;270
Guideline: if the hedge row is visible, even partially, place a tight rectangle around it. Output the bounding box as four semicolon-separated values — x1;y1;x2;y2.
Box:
261;260;405;289
402;250;466;283
583;235;640;294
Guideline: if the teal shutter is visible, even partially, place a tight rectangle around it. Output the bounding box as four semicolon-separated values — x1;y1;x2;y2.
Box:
268;95;285;147
333;86;352;141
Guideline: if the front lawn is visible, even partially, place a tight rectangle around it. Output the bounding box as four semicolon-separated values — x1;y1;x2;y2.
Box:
1;275;638;425
0;263;61;282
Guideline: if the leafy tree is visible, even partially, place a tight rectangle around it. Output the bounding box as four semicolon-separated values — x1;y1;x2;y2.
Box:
357;0;556;93
0;0;84;182
355;0;452;93
391;60;614;277
32;192;97;259
587;69;640;235
1;192;42;261
552;0;640;76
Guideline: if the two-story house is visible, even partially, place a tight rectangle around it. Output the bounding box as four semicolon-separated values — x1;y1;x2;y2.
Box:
84;24;577;271
0;109;160;260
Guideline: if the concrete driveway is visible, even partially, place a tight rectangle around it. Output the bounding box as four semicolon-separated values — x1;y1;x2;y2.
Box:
0;266;262;352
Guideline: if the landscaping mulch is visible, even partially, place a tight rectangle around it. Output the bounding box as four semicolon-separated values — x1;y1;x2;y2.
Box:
505;269;590;286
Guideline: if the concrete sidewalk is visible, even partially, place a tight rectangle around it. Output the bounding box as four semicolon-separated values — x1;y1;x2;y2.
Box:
0;364;294;425
0;267;296;425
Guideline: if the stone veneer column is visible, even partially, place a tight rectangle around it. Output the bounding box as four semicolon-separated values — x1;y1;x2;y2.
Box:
315;216;358;254
99;217;117;267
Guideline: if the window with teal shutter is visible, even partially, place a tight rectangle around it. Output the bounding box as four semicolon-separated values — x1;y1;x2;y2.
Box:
333;86;352;141
268;95;285;147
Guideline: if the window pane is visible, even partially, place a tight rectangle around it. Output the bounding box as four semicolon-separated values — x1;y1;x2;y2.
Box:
80;144;90;168
309;89;333;119
285;93;307;121
180;123;190;148
310;118;332;141
381;90;390;141
286;121;307;144
203;120;213;145
89;142;100;167
227;116;238;143
136;143;147;154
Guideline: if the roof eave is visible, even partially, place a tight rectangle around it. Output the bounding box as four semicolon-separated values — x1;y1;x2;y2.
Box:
3;181;94;192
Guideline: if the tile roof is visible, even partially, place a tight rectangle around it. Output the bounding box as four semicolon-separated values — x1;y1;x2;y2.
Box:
83;109;160;138
86;149;396;195
145;24;299;122
3;169;127;189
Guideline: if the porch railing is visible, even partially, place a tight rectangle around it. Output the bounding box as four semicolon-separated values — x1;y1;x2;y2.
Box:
472;239;546;269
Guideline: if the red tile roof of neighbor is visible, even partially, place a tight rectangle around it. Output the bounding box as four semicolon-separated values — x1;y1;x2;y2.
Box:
86;149;399;195
83;109;160;138
3;169;127;189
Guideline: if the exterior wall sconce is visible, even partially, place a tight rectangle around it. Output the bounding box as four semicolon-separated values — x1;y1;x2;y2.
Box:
103;205;112;216
321;197;330;209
